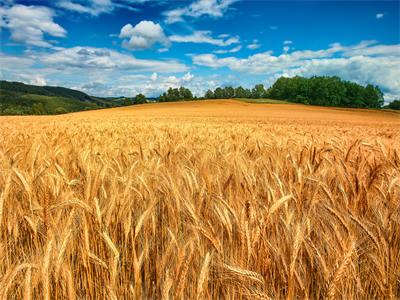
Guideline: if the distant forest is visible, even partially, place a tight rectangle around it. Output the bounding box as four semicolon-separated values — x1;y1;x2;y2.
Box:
1;76;399;115
157;76;395;109
201;76;385;109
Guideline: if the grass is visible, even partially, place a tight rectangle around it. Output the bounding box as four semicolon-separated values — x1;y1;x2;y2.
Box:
0;100;399;299
234;98;295;104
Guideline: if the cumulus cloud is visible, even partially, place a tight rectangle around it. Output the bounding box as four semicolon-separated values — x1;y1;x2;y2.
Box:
128;73;215;97
342;44;400;57
0;51;35;69
170;31;239;46
192;41;400;100
37;46;187;72
0;46;192;97
0;4;66;47
376;13;384;19
78;72;211;97
29;76;47;86
247;39;260;50
182;72;194;82
164;0;239;23
213;45;242;54
56;0;150;16
119;21;170;50
284;40;292;44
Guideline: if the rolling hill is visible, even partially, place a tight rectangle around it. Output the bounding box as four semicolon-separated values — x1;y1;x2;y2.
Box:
0;81;117;115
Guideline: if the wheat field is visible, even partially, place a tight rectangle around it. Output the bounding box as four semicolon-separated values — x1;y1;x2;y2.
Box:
0;100;399;299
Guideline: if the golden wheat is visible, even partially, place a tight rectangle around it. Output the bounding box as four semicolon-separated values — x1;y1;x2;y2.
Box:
0;100;399;299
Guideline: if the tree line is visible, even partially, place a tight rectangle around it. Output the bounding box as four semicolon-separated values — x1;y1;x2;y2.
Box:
120;94;147;106
158;87;195;102
266;76;384;108
204;84;268;99
158;76;397;109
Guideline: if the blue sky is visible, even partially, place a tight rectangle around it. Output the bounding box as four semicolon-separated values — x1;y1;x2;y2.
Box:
0;0;399;100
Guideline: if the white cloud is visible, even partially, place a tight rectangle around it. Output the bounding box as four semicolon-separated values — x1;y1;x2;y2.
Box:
376;13;384;19
213;45;242;54
182;72;194;82
150;72;158;81
164;0;239;24
269;26;278;30
0;4;66;47
76;71;223;98
56;0;149;16
192;41;400;100
218;34;230;38
0;46;192;97
119;21;170;50
36;46;187;73
247;39;260;50
170;30;239;46
283;46;290;53
191;54;222;68
284;40;292;44
82;72;200;97
29;76;47;86
343;44;400;57
0;51;35;70
57;0;113;16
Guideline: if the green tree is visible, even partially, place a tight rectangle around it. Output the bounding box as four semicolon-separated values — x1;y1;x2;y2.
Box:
267;75;384;108
363;84;379;108
32;103;45;115
251;84;265;98
54;107;69;114
134;94;146;104
374;86;384;108
214;87;225;99
158;92;168;102
388;99;400;110
234;86;246;98
179;87;193;100
167;88;180;102
205;89;214;99
121;98;133;106
224;86;235;98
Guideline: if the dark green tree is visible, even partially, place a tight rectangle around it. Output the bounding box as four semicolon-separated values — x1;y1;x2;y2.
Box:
251;84;265;98
54;107;69;114
214;87;226;99
158;92;168;102
179;87;193;100
363;84;379;108
134;94;146;104
388;99;400;110
121;98;133;106
167;88;180;102
32;103;45;115
205;89;214;99
234;86;246;98
268;75;384;108
224;86;235;98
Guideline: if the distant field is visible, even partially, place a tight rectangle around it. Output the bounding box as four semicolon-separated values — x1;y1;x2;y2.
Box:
234;98;294;104
0;100;399;299
74;99;400;124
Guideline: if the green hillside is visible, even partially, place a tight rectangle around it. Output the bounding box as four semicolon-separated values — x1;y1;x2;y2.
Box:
0;81;116;115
